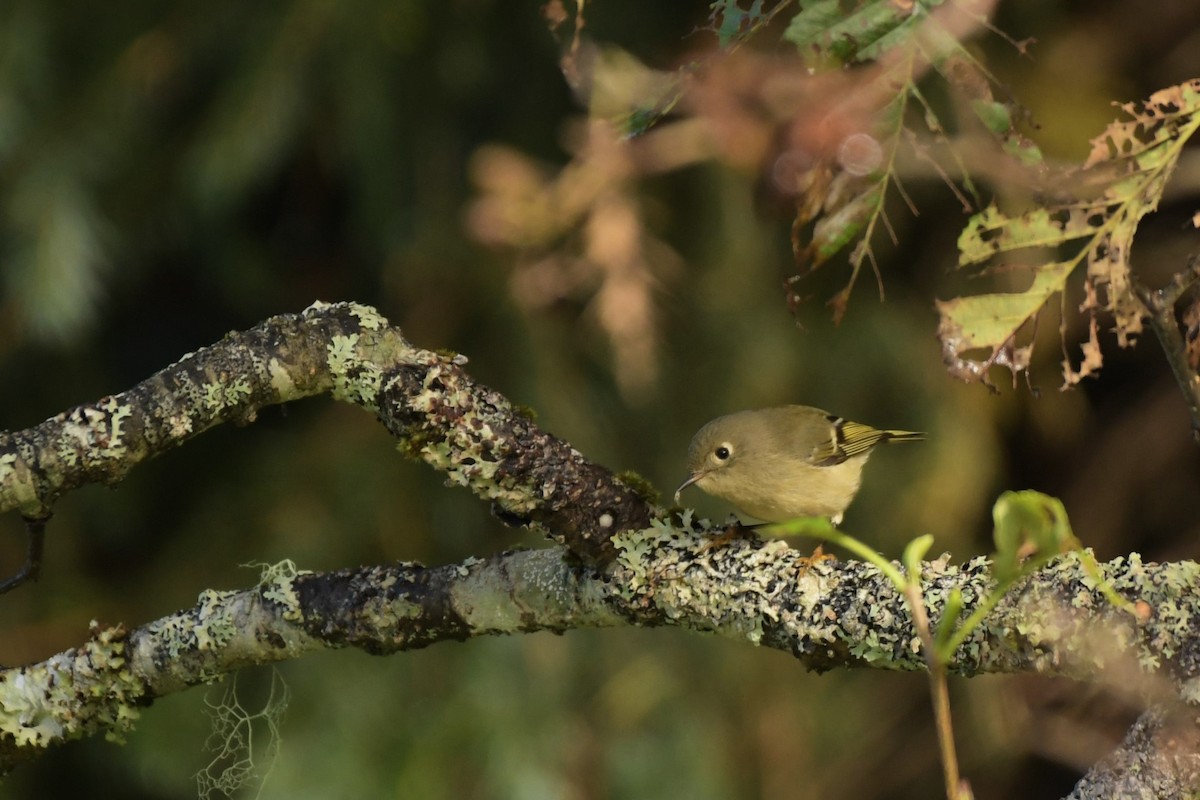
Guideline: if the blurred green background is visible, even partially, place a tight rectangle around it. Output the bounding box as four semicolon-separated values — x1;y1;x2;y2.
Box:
1;1;1199;798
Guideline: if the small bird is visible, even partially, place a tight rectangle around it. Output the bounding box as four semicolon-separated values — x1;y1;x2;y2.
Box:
674;405;923;526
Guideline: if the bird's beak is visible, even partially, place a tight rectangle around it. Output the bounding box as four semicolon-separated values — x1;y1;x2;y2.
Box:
673;473;704;505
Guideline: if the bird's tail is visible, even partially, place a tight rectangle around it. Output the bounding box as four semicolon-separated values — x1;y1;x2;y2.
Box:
881;429;924;443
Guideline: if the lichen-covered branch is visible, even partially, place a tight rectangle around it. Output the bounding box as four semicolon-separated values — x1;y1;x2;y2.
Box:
5;530;1200;786
0;549;619;774
0;302;413;519
375;359;653;566
610;524;1200;687
0;300;652;569
1066;705;1200;800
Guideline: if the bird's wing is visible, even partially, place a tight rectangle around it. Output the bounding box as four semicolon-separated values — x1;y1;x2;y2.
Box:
808;417;889;466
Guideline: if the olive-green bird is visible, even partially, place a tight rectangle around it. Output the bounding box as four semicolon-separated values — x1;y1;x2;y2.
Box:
674;405;923;526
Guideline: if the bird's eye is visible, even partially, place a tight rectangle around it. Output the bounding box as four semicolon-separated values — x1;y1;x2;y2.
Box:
714;445;731;461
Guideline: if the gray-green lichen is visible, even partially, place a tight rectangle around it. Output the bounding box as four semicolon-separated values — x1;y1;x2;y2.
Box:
0;452;40;515
392;359;540;514
377;352;653;567
5;533;1200;779
258;559;310;623
143;588;240;666
326;333;386;410
344;302;386;331
609;516;864;654
0;301;417;520
1004;552;1200;681
605;518;1200;685
0;623;145;749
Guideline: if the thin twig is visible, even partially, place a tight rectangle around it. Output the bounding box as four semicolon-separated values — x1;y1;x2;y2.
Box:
0;515;48;595
1132;255;1200;442
903;574;968;800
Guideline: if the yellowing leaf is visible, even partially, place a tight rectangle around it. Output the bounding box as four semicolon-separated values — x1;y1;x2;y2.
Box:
937;261;1072;350
957;207;1084;266
940;79;1200;387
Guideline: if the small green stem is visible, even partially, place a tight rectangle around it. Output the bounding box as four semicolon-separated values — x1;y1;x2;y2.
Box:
937;572;1015;661
772;519;974;795
903;557;966;800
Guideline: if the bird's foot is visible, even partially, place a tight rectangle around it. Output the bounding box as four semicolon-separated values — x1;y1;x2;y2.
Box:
796;543;836;578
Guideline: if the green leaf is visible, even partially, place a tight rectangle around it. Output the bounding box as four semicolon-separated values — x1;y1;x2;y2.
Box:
782;0;847;61
810;181;885;263
783;0;945;67
709;0;770;49
971;100;1012;136
935;261;1072;358
902;534;935;577
938;491;1081;660
990;490;1077;584
957;206;1086;266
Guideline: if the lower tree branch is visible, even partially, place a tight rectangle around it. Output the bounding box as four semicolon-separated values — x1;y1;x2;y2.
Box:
4;533;1200;787
1067;705;1200;800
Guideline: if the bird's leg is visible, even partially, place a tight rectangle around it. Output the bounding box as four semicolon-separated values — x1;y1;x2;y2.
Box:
795;515;840;576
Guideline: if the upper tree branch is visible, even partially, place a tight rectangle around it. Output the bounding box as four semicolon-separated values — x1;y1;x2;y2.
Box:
0;301;652;567
375;356;652;565
0;303;403;518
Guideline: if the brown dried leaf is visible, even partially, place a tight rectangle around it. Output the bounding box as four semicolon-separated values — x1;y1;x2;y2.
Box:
1061;316;1104;386
467;119;687;401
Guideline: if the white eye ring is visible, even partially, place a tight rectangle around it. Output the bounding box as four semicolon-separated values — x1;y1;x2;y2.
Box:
714;443;732;461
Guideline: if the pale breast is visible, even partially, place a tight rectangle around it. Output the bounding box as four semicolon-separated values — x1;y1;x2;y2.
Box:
706;454;870;523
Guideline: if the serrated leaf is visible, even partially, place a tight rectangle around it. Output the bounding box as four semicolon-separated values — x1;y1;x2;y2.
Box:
1085;81;1200;169
957;206;1088;266
782;0;1031;323
709;0;770;49
925;32;1045;170
810;181;885;263
784;0;946;68
941;79;1200;387
783;0;853;60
